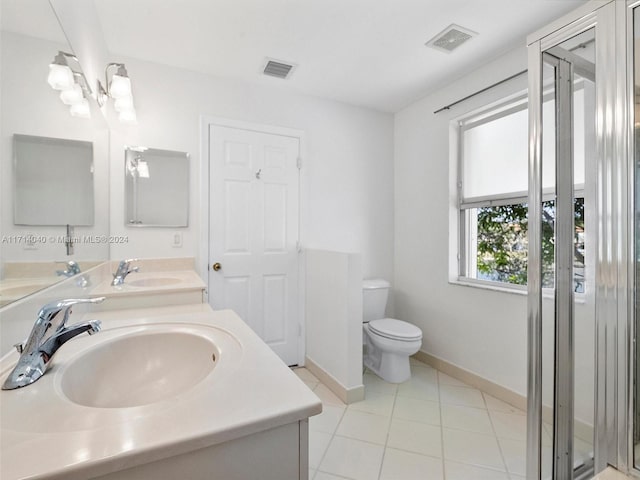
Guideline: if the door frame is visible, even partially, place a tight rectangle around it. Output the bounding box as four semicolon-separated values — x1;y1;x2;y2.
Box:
199;115;307;366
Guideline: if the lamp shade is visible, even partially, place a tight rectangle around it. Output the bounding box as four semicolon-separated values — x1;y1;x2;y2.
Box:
59;83;84;105
119;109;137;124
70;98;91;119
47;63;74;90
110;74;132;99
114;95;134;113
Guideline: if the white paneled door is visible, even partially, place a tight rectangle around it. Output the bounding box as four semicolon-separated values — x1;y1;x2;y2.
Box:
209;124;300;366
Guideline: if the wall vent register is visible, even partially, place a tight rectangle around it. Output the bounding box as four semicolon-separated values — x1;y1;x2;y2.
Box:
263;59;295;79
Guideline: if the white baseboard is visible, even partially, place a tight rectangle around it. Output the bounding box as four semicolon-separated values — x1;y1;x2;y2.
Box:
305;357;365;404
413;350;594;443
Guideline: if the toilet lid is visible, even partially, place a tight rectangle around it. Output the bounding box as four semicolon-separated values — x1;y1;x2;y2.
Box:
368;318;422;341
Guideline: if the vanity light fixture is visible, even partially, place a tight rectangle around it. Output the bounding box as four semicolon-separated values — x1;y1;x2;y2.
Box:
47;51;93;119
97;63;137;124
47;51;75;90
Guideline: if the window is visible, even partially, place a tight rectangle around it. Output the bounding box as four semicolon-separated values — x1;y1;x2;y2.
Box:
456;92;587;292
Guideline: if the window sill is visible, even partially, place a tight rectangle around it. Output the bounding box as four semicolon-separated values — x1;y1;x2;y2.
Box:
449;278;527;296
450;277;587;304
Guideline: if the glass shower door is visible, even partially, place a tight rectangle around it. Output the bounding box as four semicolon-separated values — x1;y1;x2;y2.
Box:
528;24;597;480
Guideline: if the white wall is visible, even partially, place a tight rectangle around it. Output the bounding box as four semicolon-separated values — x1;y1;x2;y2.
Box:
394;46;595;426
107;55;395;282
305;249;363;394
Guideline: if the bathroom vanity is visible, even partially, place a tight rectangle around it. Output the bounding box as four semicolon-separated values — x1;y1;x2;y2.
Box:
0;303;321;480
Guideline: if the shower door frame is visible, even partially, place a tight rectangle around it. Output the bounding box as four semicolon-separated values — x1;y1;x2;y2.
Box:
527;0;633;477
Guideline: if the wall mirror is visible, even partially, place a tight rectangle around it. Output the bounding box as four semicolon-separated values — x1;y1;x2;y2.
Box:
124;146;189;227
14;134;95;226
0;0;110;307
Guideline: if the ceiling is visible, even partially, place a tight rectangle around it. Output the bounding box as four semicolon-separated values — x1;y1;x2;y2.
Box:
5;0;591;113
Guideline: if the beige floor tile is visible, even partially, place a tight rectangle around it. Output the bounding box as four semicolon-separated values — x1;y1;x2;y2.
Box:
396;375;439;401
445;461;510;480
363;371;398;395
387;418;443;458
349;392;396;417
442;428;506;470
319;436;384;480
483;393;525;415
310;404;346;434
314;472;352;480
392;395;441;426
438;371;470;387
498;437;553;477
336;410;391;445
592;466;637;480
490;410;527;441
314;383;346;406
379;448;444;480
309;430;334;469
411;364;439;382
497;437;526;477
441;404;494;435
439;385;486;408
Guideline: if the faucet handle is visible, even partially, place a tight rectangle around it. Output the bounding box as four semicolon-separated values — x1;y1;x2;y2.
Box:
55;260;81;275
21;297;106;356
38;297;106;325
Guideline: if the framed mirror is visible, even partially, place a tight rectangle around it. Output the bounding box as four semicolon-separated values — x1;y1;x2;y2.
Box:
124;146;189;227
14;134;95;226
0;0;110;306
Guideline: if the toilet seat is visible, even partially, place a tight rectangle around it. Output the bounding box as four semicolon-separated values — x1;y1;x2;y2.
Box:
368;318;422;342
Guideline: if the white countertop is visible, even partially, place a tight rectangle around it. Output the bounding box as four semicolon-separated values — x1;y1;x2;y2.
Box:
89;270;206;297
0;303;322;480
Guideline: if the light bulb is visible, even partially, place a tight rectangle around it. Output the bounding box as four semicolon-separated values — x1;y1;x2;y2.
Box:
119;109;137;124
47;64;74;90
114;95;134;113
137;160;150;178
110;74;132;99
60;83;84;105
70;99;91;119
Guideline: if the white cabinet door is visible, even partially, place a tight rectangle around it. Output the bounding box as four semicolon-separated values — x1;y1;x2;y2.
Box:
209;125;300;365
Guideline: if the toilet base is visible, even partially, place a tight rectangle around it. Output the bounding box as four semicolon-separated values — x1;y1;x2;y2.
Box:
364;352;412;384
363;324;421;384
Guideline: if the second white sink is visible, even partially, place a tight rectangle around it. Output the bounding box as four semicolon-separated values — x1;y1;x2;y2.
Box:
127;277;182;288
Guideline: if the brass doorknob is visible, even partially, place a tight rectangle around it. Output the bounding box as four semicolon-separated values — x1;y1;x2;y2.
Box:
212;262;222;271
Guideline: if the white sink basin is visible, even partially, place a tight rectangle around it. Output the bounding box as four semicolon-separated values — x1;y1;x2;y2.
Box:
60;329;218;408
1;320;241;434
127;277;181;288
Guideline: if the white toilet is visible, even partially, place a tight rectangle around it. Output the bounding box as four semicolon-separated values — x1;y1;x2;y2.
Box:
362;279;423;383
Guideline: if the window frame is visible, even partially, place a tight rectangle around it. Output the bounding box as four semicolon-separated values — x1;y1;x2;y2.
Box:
456;94;529;286
455;93;586;292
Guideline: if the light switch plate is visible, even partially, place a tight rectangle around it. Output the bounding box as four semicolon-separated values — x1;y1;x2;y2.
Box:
172;232;183;248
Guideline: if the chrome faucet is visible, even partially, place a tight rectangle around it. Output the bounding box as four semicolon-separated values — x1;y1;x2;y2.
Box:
56;260;81;277
2;297;105;390
111;258;140;286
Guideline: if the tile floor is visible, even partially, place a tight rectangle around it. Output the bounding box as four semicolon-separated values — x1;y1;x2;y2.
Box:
293;358;593;480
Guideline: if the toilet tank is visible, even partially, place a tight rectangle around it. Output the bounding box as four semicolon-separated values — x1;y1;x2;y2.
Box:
362;279;390;322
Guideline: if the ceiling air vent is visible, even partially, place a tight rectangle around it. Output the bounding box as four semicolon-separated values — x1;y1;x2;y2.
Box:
425;24;477;53
263;59;295;79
